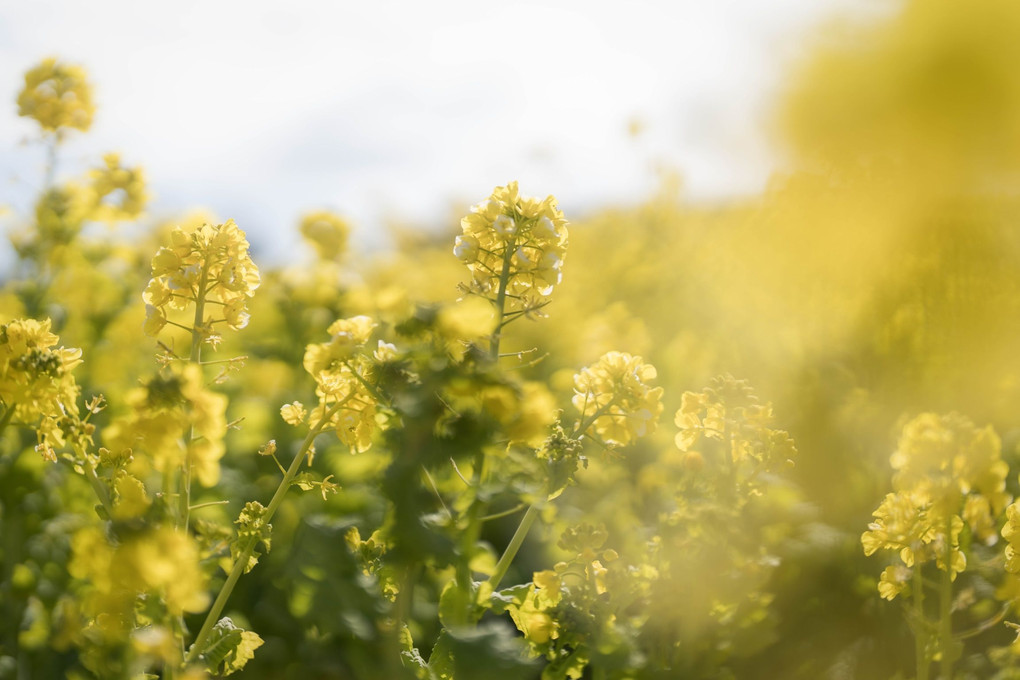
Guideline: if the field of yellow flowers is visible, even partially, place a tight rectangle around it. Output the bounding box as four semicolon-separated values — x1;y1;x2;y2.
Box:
5;1;1020;678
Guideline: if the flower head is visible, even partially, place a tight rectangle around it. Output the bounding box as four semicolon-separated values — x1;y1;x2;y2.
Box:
572;351;663;446
143;220;260;337
299;211;350;261
17;57;94;134
456;182;569;312
0;318;82;460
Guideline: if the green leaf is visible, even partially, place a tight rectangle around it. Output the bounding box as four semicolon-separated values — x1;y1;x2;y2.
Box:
399;625;434;680
429;631;456;680
438;580;472;628
193;617;264;676
490;583;532;614
230;501;272;574
443;622;541;680
291;471;317;491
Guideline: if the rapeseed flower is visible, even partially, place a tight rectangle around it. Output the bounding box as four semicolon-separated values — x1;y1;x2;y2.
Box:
456;182;568;312
572;351;663;446
143;220;260;337
17;57;94;134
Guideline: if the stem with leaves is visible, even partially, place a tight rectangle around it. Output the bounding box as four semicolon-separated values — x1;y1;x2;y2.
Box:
486;404;613;592
183;397;347;668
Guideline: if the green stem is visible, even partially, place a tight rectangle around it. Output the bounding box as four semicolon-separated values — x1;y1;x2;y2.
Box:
183;398;346;667
939;518;954;680
179;267;209;531
487;504;540;592
44;134;58;190
573;400;615;440
489;237;517;361
82;461;115;521
483;401;613;594
342;359;390;405
0;403;17;439
453;451;488;625
913;562;929;680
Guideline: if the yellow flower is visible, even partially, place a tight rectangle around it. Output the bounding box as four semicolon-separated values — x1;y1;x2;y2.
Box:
1003;503;1020;573
111;472;151;520
299;211;350;260
17;57;94;134
302;318;384;453
456;182;569;312
143;219;260;337
0;318;82;459
436;297;497;360
303;315;376;377
69;526;209;640
88;153;148;222
891;412;1010;520
572;351;663;446
861;492;932;561
280;401;307;426
103;364;227;485
878;565;912;601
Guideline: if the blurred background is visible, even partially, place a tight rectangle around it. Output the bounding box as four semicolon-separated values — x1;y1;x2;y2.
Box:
1;0;877;261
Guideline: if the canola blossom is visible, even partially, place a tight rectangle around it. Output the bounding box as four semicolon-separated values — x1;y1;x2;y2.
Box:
143;219;261;338
455;181;568;314
17;57;94;134
572;351;663;446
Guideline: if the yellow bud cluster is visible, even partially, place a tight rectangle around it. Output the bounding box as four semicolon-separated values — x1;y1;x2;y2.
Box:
455;182;568;312
17;57;94;134
572;351;663;446
143;220;261;337
0;318;82;460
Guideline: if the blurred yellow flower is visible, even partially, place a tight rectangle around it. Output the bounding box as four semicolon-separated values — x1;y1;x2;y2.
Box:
17;57;94;134
299;210;350;261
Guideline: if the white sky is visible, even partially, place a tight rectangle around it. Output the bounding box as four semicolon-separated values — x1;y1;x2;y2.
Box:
0;0;874;263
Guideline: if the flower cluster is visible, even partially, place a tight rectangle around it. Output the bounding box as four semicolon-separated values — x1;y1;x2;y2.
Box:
69;526;209;641
300;316;385;452
0;318;82;460
890;412;1010;524
862;413;1010;600
1002;503;1020;573
572;351;663;446
299;210;350;261
103;364;228;486
455;181;568;312
17;57;94;134
444;378;558;447
143;220;261;337
674;375;796;492
89;153;148;223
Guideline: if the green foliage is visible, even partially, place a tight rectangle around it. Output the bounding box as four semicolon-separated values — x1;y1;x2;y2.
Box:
193;617;264;676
